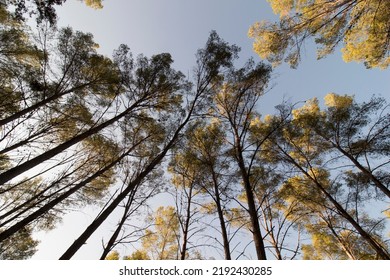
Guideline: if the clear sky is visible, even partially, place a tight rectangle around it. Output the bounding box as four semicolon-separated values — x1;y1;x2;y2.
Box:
31;0;389;259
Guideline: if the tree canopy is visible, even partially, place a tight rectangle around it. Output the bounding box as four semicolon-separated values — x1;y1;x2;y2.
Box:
249;0;390;68
7;0;103;24
0;1;388;261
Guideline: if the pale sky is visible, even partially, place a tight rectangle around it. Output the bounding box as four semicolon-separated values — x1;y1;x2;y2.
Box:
31;0;389;259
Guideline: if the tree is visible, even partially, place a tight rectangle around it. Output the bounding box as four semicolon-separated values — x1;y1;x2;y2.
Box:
8;0;103;24
169;151;203;260
212;59;272;260
140;206;180;260
99;169;161;260
172;121;235;260
0;46;178;187
249;0;390;68
57;31;240;259
0;226;38;259
256;97;390;259
0;21;184;248
315;93;390;199
252;165;302;260
105;206;181;260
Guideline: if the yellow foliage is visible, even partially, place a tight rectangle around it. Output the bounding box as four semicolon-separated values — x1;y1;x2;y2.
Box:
292;98;320;120
385;209;390;219
324;93;353;109
251;0;390;68
141;206;179;260
124;250;150;260
82;0;103;9
267;0;294;17
210;117;221;125
200;202;216;214
263;114;273;123
215;83;233;117
249;116;261;128
248;21;290;67
105;250;120;260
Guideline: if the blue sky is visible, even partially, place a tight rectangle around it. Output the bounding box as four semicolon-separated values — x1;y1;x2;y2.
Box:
31;0;389;259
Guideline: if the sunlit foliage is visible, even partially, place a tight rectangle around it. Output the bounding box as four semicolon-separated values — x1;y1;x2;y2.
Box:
249;0;390;68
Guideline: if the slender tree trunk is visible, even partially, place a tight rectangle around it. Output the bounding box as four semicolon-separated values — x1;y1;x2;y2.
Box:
324;218;357;260
211;171;231;260
260;200;282;260
0;100;141;186
59;146;171;259
100;187;139;260
281;148;390;260
0;82;96;127
58;105;195;259
312;178;390;260
0;145;138;242
334;143;390;199
99;218;126;260
180;186;193;260
234;136;267;260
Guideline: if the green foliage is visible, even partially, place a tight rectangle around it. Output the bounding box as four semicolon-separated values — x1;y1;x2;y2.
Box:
0;226;39;259
9;0;103;24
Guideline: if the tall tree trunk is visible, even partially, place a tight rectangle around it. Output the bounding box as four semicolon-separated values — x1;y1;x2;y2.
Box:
0;144;139;242
179;186;193;260
0;100;141;186
58;98;197;259
59;141;175;259
281;148;390;260
100;187;139;260
334;143;390;199
234;136;267;260
311;177;390;260
211;170;231;260
324;218;357;260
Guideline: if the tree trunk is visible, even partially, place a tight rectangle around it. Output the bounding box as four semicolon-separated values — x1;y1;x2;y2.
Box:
0;146;136;242
179;185;194;260
0;82;96;127
283;149;390;260
211;170;231;260
0;100;141;186
234;136;267;260
59;144;172;259
58;102;196;259
335;143;390;199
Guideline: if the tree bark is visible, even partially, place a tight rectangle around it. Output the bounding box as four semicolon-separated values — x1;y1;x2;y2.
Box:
211;169;231;260
281;148;390;260
334;143;390;199
59;142;174;259
0;100;141;186
179;186;193;260
234;135;267;260
0;145;137;243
